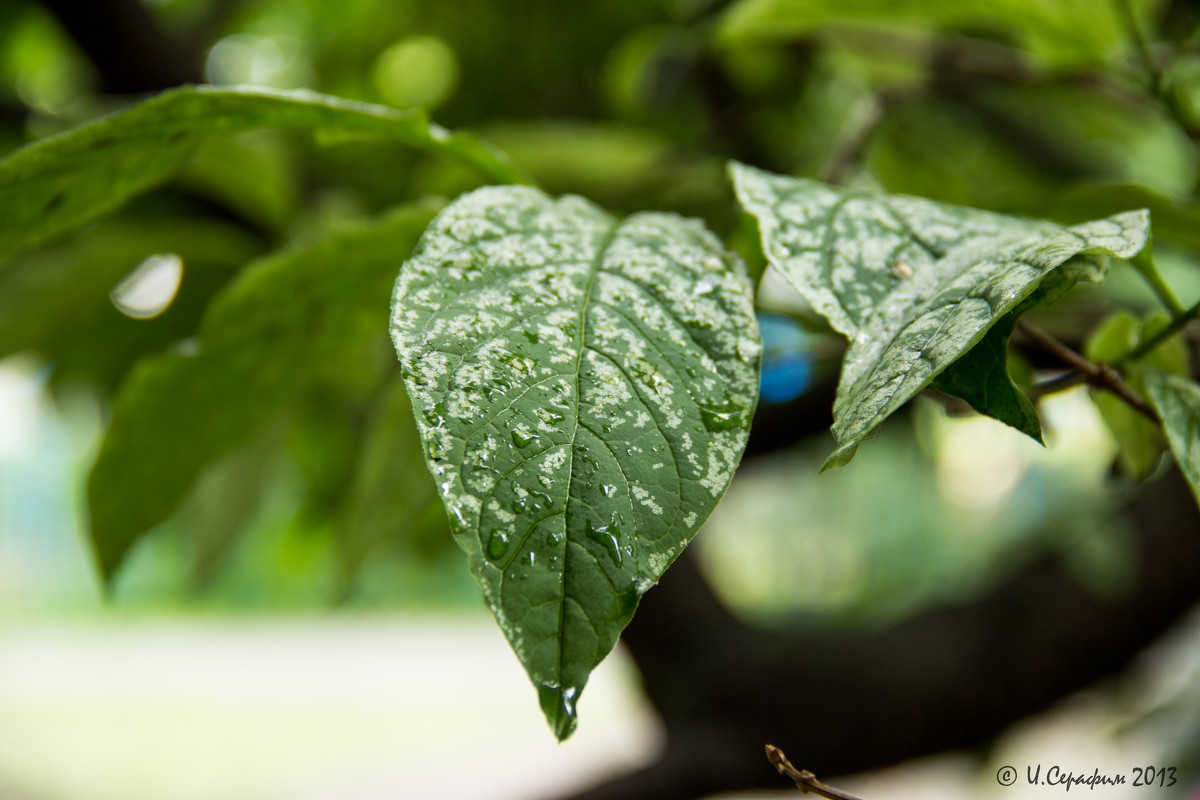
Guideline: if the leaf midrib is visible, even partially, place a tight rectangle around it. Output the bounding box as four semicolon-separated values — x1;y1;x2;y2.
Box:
547;218;622;703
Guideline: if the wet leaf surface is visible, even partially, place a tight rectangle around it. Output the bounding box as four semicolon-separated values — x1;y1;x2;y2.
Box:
730;162;1149;466
390;186;759;738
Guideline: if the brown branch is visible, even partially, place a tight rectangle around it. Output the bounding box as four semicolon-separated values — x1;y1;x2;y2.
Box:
1015;320;1158;421
766;745;865;800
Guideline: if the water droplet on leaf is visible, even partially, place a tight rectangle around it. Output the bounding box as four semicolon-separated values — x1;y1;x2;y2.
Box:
536;408;565;425
486;531;509;561
697;392;746;432
585;517;623;566
537;682;580;741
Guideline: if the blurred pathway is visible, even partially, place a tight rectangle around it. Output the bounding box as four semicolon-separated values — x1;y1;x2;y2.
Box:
0;616;659;800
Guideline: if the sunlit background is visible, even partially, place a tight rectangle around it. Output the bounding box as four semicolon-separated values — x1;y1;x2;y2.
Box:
3;0;1200;798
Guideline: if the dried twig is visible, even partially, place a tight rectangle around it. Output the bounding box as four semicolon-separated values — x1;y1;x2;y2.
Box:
765;745;866;800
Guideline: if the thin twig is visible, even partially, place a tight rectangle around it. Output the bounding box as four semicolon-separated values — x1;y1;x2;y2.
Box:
1015;320;1158;422
1117;0;1163;92
1030;369;1088;399
766;745;866;800
1114;299;1200;367
1113;0;1200;141
1134;251;1187;317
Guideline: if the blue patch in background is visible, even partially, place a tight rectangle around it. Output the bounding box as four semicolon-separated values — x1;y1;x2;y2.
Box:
757;313;813;404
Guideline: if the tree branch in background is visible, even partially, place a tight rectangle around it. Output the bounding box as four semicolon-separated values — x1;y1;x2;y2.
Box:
38;0;203;93
557;465;1200;800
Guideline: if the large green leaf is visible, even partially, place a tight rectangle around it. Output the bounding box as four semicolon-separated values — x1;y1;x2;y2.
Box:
390;186;760;739
729;163;1150;466
730;162;1057;336
0;84;528;263
829;214;1147;466
88;202;439;580
1141;368;1200;509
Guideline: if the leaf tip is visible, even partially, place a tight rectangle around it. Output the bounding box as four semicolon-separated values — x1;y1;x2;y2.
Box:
87;532;123;598
537;682;581;742
1006;402;1046;446
820;442;858;471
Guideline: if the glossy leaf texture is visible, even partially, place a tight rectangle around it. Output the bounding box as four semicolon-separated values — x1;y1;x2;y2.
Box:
0;84;528;263
88;203;439;580
390;186;760;739
1141;368;1200;509
729;162;1150;466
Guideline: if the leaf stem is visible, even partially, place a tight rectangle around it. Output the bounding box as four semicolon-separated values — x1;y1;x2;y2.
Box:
1016;320;1158;422
766;745;865;800
1133;250;1186;317
1114;298;1200;367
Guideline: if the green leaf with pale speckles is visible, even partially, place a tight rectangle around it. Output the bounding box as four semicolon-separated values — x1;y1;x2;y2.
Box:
390;186;760;739
729;162;1150;467
933;255;1110;442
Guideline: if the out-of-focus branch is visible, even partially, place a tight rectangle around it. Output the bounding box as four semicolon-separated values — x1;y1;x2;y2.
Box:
557;465;1200;800
1116;299;1200;367
38;0;204;93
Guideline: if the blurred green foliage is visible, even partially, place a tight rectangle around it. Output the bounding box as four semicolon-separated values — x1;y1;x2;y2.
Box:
1;0;1198;617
